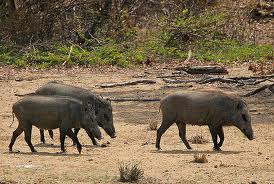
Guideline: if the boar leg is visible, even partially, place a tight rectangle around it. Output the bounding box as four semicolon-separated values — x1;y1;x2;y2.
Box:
75;127;98;146
66;129;82;154
9;125;24;152
72;128;80;145
74;128;80;136
156;120;174;150
84;129;98;146
48;130;54;140
40;130;53;144
59;128;66;153
23;123;37;153
40;129;45;143
208;125;221;151
176;122;192;149
217;126;224;148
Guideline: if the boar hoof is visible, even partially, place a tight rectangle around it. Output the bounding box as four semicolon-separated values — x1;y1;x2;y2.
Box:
57;151;66;154
31;149;38;153
9;150;20;153
213;147;222;151
77;146;82;154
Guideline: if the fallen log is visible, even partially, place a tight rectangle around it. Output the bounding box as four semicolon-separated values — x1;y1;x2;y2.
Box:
98;79;156;88
175;66;228;75
106;97;160;102
242;83;274;97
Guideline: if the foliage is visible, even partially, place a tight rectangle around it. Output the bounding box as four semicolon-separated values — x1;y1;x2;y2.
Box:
0;37;273;68
194;40;274;63
164;10;226;49
0;1;273;68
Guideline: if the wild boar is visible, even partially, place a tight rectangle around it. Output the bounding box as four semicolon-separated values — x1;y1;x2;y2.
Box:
9;95;102;153
18;81;116;145
156;90;254;151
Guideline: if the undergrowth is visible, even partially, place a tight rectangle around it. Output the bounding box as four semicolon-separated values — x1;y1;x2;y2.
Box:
0;8;273;68
0;39;272;68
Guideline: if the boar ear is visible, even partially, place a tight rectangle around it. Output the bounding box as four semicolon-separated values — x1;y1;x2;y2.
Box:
106;98;111;104
236;101;243;110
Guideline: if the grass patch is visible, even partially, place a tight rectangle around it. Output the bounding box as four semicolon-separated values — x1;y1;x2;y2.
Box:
194;39;274;63
193;153;208;163
148;121;158;131
189;135;208;144
0;37;273;68
118;161;144;183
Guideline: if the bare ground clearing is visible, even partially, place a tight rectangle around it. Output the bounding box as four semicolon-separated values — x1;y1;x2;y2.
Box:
0;65;273;184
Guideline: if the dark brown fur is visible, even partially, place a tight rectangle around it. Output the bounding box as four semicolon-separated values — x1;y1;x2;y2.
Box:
156;90;254;151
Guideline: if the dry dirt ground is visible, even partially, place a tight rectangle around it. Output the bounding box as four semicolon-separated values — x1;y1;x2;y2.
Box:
0;65;273;184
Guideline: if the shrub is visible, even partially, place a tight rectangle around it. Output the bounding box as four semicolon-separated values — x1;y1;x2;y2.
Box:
189;135;209;144
148;122;158;131
118;161;144;182
193;153;208;163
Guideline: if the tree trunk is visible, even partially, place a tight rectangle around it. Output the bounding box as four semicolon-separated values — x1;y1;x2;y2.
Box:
84;0;112;38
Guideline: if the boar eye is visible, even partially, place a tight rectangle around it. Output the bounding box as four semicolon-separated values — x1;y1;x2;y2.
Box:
104;114;109;121
237;102;242;110
242;114;247;122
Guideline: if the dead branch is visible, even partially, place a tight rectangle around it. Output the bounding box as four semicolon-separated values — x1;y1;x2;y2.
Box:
244;78;274;85
242;83;274;97
163;78;201;84
98;79;156;88
229;74;274;80
157;74;186;79
175;66;228;75
160;84;193;89
106;98;160;102
199;77;245;85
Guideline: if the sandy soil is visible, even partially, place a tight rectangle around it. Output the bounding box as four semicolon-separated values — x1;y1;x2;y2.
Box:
0;65;273;184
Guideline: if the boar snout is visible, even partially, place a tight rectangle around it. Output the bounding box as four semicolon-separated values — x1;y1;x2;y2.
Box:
242;128;254;140
110;134;117;138
103;127;116;138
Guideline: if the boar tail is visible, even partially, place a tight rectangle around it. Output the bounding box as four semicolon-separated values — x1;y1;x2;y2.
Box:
159;103;162;112
14;92;35;97
9;112;15;128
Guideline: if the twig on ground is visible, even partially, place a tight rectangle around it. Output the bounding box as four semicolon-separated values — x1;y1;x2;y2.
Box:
199;77;245;85
175;65;228;75
106;98;160;102
229;74;274;80
160;84;193;89
242;83;274;97
98;79;156;88
163;78;202;84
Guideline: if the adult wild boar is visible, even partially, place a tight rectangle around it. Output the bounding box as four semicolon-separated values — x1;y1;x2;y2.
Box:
9;95;102;153
156;91;254;151
24;81;116;145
